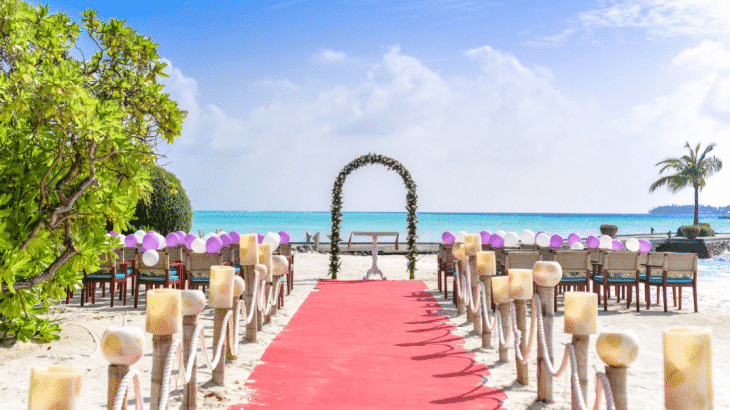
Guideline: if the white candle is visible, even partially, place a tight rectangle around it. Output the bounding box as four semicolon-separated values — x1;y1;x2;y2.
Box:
451;243;467;261
209;265;235;308
508;268;533;300
233;275;245;298
255;264;267;281
272;255;288;276
29;366;82;410
465;234;482;256
101;326;146;366
664;327;713;410
181;289;206;316
476;251;496;276
258;244;273;282
491;276;510;305
532;261;562;288
145;288;181;335
564;292;597;335
596;330;640;367
239;234;259;265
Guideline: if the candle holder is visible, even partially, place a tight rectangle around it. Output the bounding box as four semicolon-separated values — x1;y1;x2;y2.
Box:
259;244;274;323
596;330;639;410
180;290;205;410
101;326;145;410
509;268;533;385
146;288;181;409
209;265;235;386
255;264;267;330
564;291;597;408
476;251;495;348
239;234;259;266
664;327;712;410
532;261;562;403
272;255;288;315
451;243;467;315
491;275;510;362
29;366;83;410
227;276;246;361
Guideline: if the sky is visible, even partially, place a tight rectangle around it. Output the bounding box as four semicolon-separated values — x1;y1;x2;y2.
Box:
47;0;730;213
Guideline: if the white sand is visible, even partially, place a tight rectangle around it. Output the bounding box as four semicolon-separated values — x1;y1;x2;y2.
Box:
1;252;728;409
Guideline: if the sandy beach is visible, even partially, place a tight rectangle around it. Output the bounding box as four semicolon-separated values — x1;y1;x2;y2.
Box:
1;251;728;409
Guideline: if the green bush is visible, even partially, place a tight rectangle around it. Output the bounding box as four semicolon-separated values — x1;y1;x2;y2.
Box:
599;224;618;236
699;222;711;228
128;165;192;234
678;225;701;239
700;226;715;237
677;225;715;238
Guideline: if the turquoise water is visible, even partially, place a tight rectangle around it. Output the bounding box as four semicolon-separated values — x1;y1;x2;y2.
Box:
191;211;730;243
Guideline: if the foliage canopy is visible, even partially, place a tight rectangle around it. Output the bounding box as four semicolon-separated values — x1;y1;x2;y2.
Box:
130;165;193;235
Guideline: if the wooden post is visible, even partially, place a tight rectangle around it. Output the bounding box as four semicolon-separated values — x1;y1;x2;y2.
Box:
456;261;465;315
183;315;198;409
571;335;590;409
479;276;492;347
213;308;228;386
108;364;129;410
498;303;510;362
515;299;529;385
271;275;281;315
226;302;237;361
536;285;555;403
263;281;272;324
468;256;481;333
605;366;627;410
243;266;257;342
151;334;173;410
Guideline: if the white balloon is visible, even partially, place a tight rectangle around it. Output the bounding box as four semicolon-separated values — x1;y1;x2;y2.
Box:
504;232;520;247
263;232;280;251
570;242;585;250
116;234;126;247
142;249;159;266
134;230;145;240
495;230;506;238
519;229;535;245
536;232;551;247
191;238;206;253
158;237;166;250
599;235;613;249
625;238;640;252
455;231;467;243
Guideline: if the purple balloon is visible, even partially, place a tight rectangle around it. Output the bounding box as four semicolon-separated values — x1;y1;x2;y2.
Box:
550;235;564;248
219;233;232;246
257;234;264;244
639;240;652;253
442;231;455;244
612;240;623;250
177;231;185;238
143;232;160;250
206;236;223;253
490;234;504;248
166;232;179;247
278;231;290;245
567;233;581;245
535;231;547;244
184;234;197;249
480;231;492;245
109;231;119;237
124;235;139;247
229;231;240;244
586;236;599;249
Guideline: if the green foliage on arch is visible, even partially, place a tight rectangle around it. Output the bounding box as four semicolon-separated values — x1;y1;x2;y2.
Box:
329;153;418;279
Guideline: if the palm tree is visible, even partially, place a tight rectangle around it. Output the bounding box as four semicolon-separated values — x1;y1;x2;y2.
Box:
649;142;723;226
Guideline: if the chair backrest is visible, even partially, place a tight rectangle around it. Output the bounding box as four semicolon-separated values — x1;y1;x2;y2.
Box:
504;251;541;270
165;245;185;262
519;244;539;251
439;244;456;267
662;253;698;278
553;251;590;272
123;247;138;261
136;251;170;275
588;248;603;264
602;251;641;273
278;244;292;256
645;252;665;267
98;251;116;271
220;245;234;264
185;253;223;278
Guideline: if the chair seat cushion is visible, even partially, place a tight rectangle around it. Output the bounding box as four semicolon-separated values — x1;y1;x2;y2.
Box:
593;276;636;283
234;266;240;273
647;277;694;285
560;276;588;283
86;273;127;280
139;275;179;282
190;277;209;283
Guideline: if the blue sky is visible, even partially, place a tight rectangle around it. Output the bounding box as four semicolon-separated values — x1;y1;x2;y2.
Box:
48;0;730;213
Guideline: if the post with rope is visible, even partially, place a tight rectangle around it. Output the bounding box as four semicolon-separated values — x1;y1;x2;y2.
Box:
259;243;274;324
145;289;182;410
228;276;246;360
101;326;146;410
209;265;236;386
596;331;640;410
509;268;533;385
240;234;260;342
465;235;482;332
563;291;598;408
532;261;563;403
181;290;206;409
476;251;496;348
452;243;467;315
491;276;510;361
255;264;267;330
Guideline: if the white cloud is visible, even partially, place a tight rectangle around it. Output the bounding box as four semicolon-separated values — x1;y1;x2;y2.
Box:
522;28;576;47
311;49;347;63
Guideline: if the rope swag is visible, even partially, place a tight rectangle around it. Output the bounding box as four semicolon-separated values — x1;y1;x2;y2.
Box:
329;153;418;279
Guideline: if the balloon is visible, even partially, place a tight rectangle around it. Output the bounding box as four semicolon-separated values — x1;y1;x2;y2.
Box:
536;232;550;247
504;232;519;247
116;234;126;248
534;231;547;244
219;233;232;246
567;233;581;245
229;231;240;244
550;235;564;248
157;236;166;250
125;235;139;247
191;238;206;253
109;231;119;237
570;242;585;250
480;231;492;245
625;238;640;252
278;231;290;245
455;231;467;243
142;249;159;266
263;232;280;251
143;232;159;251
495;230;506;238
612;240;623;250
638;240;652;253
586;236;599;249
442;231;455;244
206;236;223;253
519;229;535;245
166;232;179;247
133;230;145;243
257;234;264;244
599;235;613;249
490;234;504;248
184;234;197;249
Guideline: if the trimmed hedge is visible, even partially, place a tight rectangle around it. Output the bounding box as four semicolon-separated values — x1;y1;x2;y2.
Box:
599;224;618;236
680;225;700;239
128;165;193;235
677;224;715;238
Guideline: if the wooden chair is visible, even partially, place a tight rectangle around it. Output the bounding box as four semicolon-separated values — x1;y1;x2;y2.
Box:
81;251;128;307
133;251;182;308
552;250;591;311
437;244;456;301
122;246;138;291
592;251;641;311
185;252;223;293
640;252;665;307
277;244;294;295
644;252;698;312
502;250;541;276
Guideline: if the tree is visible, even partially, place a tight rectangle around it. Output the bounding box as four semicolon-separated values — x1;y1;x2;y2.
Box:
130;165;193;235
649;142;723;226
0;1;185;342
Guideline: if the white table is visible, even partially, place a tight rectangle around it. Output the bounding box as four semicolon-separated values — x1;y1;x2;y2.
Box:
348;231;400;280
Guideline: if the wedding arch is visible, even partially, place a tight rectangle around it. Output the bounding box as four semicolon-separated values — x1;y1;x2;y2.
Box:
329;153;418;279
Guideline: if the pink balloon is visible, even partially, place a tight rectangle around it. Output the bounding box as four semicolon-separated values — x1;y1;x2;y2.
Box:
166;232;179;247
639;240;652;253
612;240;623;250
143;232;159;250
124;235;138;247
490;234;504;247
586;236;599;249
480;231;492;245
567;233;581;245
219;233;232;246
109;231;119;237
550;235;563;248
442;231;455;244
278;231;290;245
257;234;264;244
184;234;197;249
206;236;223;253
229;231;240;244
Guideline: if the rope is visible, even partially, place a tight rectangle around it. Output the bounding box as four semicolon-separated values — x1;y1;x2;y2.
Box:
111;369;144;410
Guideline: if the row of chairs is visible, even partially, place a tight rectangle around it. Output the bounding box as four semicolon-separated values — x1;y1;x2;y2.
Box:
437;244;699;313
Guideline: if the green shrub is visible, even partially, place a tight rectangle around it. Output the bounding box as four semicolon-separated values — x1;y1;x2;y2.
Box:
699;222;711;228
599;224;618;236
128;165;192;234
700;226;715;237
677;225;715;238
679;225;701;239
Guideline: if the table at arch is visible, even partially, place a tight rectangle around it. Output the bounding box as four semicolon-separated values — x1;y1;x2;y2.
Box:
348;231;399;280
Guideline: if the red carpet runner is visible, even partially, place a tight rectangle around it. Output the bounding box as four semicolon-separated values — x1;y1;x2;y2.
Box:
229;280;507;409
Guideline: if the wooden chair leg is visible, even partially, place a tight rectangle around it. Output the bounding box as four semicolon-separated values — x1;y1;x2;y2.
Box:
678;287;682;310
110;279;115;308
693;285;698;312
603;284;608;311
673;287;677;307
662;285;668;312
